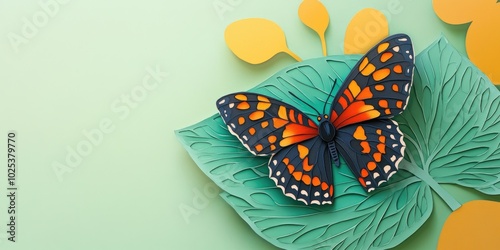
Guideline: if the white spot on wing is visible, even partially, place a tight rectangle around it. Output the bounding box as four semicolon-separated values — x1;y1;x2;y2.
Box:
387;125;392;129
291;185;298;191
311;200;320;205
277;184;285;194
298;198;308;205
323;193;329;198
281;177;285;183
388;171;397;179
229;103;234;108
399;38;408;42
396;125;406;146
273;160;278;166
384;165;391;173
403;96;410;109
300;190;308;197
276;171;281;176
270;177;278;185
395;156;403;170
391;155;397;162
373;172;380;179
218;99;226;105
393;46;400;52
314;191;320;197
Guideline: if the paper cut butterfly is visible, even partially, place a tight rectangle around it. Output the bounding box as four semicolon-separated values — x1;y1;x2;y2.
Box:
216;34;414;205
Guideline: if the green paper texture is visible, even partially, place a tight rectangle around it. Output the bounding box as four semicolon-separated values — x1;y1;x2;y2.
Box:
176;37;500;249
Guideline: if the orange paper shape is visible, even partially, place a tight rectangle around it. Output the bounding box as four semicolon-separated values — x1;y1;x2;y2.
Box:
298;0;330;56
438;200;500;249
344;8;389;55
224;18;302;64
434;0;500;84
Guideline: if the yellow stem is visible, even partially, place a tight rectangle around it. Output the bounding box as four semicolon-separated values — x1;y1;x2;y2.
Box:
320;33;327;56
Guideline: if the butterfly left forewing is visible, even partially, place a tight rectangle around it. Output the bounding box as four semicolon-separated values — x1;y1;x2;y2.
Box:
217;93;318;156
330;34;414;129
334;119;405;192
269;137;334;205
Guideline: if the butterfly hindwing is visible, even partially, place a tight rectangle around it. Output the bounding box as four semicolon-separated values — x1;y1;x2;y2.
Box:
269;137;334;205
216;93;318;156
330;34;414;129
335;119;405;192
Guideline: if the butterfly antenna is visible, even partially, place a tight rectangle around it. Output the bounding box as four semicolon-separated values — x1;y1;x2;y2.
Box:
322;78;338;114
288;91;321;116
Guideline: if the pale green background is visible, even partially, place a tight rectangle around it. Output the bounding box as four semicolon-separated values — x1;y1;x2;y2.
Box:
0;0;498;249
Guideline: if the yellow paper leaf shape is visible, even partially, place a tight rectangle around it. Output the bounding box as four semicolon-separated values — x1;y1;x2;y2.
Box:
298;0;329;56
433;0;493;24
344;8;388;54
438;200;500;250
434;0;500;84
224;18;302;64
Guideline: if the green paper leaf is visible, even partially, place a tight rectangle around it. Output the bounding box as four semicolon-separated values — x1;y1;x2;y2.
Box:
176;36;500;249
176;56;433;249
395;37;500;195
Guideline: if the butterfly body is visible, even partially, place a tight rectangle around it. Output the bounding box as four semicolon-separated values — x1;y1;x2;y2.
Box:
217;34;414;205
316;115;341;167
318;117;336;142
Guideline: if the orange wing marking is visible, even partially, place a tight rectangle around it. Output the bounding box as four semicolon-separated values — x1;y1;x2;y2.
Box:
380;52;393;62
354;126;367;140
237;102;250;110
278;106;288;120
361;63;376;76
373;68;391;81
257;102;271;110
235;94;247;101
377;42;390;53
249;111;264;120
393;65;403;74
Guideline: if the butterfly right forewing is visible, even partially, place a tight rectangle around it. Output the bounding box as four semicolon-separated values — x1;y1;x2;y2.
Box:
329;34;414;129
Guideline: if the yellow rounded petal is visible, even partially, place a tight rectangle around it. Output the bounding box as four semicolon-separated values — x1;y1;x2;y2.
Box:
344;8;388;55
433;0;496;25
299;0;329;55
224;18;301;64
465;11;500;84
438;200;500;250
